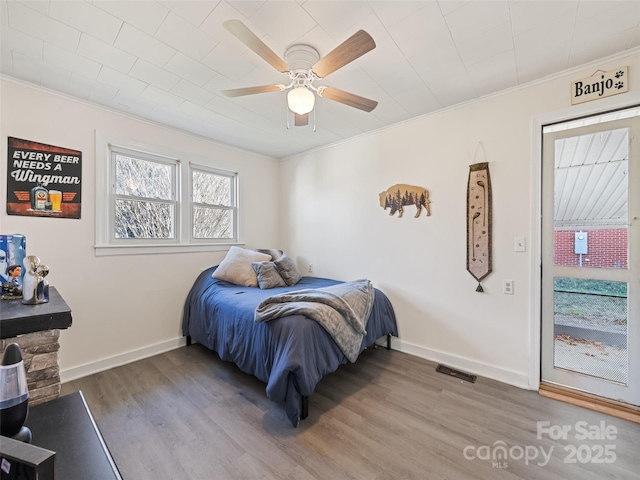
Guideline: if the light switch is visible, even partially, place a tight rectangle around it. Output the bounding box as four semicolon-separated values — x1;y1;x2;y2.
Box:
515;237;526;252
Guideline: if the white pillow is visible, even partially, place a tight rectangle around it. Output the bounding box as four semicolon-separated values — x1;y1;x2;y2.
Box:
212;246;271;287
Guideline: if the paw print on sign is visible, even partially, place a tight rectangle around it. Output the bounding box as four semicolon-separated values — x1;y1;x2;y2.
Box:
615;82;625;89
615;70;625;78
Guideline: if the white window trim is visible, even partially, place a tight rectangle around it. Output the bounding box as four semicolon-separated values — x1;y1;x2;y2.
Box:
95;131;244;256
109;144;181;245
189;162;238;244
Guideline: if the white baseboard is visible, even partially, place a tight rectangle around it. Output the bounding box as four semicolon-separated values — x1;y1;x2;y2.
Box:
60;337;187;383
62;336;530;390
387;338;531;390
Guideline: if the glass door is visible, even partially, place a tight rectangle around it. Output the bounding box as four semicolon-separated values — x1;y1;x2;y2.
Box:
541;109;639;406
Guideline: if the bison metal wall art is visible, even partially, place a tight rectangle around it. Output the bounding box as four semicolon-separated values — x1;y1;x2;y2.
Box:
379;184;430;218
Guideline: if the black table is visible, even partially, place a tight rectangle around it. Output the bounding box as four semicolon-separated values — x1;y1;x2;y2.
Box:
0;286;72;339
25;391;122;479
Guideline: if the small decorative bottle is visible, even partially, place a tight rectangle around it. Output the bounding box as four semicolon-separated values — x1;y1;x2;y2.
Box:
30;184;48;211
21;256;49;305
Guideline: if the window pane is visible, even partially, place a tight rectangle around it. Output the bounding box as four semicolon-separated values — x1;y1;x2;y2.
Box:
193;207;232;239
115;199;173;239
554;229;627;268
553;128;628;269
553;277;627;384
193;171;231;206
115;154;172;200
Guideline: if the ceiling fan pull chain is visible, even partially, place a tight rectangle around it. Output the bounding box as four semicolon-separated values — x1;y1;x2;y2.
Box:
285;101;291;130
313;106;317;132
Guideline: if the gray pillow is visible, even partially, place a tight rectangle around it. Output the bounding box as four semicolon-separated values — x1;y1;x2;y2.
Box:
254;249;284;261
252;262;287;289
274;253;302;286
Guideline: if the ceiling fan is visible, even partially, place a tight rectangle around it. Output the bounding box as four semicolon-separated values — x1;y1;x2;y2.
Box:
221;20;378;127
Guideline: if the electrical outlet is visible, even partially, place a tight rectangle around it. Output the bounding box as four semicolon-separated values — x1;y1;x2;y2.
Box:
308;264;313;273
503;279;514;295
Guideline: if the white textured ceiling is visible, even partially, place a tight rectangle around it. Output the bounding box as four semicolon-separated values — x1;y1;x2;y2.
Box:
1;0;639;159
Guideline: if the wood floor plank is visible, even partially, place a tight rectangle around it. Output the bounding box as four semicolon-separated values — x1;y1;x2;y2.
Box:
61;345;640;480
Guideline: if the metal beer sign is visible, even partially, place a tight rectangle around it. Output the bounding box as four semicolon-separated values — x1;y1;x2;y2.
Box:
571;66;628;105
6;137;82;219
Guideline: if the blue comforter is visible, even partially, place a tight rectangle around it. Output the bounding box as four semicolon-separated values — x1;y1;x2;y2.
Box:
182;267;398;426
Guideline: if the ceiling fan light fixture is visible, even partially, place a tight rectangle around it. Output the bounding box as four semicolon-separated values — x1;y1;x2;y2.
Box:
222;21;378;122
287;87;315;115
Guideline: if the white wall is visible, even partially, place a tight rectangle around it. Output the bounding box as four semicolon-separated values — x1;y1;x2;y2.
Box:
279;50;640;388
2;49;638;388
0;80;281;380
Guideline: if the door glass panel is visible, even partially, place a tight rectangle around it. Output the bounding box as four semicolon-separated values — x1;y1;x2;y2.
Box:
553;277;628;384
542;109;639;407
553;128;628;269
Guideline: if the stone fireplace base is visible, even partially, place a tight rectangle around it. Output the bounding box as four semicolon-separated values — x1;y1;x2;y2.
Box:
1;329;61;405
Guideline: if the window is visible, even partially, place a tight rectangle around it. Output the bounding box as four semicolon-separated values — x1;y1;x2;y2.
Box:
96;134;239;255
191;167;236;240
111;147;178;240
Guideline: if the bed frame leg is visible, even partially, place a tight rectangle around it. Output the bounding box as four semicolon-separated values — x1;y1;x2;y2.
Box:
387;334;391;350
186;335;192;346
301;396;308;420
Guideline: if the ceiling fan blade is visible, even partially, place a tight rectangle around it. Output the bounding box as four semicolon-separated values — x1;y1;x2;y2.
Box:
223;20;290;73
318;86;378;112
312;30;375;78
294;113;309;126
222;84;284;97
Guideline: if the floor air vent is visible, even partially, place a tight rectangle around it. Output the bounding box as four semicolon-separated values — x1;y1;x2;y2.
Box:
436;364;477;383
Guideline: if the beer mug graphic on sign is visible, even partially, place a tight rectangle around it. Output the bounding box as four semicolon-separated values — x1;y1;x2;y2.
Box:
49;190;62;211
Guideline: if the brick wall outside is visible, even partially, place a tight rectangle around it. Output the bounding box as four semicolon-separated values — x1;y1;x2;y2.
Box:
555;229;627;268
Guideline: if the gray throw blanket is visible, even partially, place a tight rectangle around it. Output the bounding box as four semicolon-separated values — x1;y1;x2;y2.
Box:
254;279;374;362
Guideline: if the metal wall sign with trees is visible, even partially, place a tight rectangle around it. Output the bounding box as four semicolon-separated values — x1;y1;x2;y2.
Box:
379;184;430;218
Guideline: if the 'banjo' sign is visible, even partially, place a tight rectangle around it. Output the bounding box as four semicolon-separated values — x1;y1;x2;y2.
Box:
571;66;628;105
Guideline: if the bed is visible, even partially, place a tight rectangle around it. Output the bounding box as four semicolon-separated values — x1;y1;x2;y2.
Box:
182;266;398;427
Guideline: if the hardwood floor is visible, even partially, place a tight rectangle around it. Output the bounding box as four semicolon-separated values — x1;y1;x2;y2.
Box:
61;345;640;479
